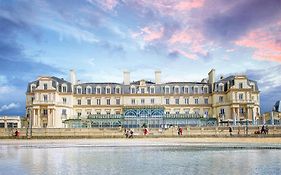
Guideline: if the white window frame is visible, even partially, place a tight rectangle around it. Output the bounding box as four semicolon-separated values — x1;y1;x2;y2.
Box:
184;86;189;94
62;84;67;93
165;86;170;94
203;86;208;94
150;86;155;94
86;86;92;94
131;86;136;94
30;84;36;92
219;83;224;92
106;86;111;94
193;86;199;94
77;86;82;94
96;86;101;94
115;86;121;94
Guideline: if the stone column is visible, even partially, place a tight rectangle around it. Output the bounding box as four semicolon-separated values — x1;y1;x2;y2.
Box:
270;111;274;125
37;109;41;128
236;108;240;125
247;107;251;124
4;118;7;128
252;108;255;125
47;109;52;128
52;109;55;127
232;108;236;125
32;109;36;127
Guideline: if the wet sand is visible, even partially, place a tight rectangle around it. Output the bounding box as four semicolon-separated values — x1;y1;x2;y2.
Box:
1;137;281;147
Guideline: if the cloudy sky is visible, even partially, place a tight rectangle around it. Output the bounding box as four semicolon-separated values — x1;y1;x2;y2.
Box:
0;0;281;115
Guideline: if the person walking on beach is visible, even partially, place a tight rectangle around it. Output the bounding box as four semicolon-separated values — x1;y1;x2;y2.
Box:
178;127;183;136
261;125;265;134
237;124;241;135
229;126;233;136
144;128;148;135
129;129;134;138
15;129;20;138
265;125;269;134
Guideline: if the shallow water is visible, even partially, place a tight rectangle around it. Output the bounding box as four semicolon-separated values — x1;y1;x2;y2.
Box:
0;144;281;175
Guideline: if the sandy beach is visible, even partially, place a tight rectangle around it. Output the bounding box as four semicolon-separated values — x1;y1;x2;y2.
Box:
1;137;281;147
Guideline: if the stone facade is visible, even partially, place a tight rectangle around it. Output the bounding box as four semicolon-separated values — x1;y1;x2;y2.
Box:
26;69;260;128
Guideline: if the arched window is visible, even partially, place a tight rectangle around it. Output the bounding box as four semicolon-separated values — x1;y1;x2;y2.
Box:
165;86;170;94
106;86;111;94
77;86;82;94
193;86;199;94
150;86;155;94
115;86;121;94
62;84;67;93
30;84;36;92
96;86;101;94
131;86;136;94
86;86;92;94
219;83;224;92
203;86;208;94
174;86;180;94
184;86;189;94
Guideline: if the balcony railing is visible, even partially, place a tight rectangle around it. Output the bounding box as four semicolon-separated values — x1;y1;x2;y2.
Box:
32;101;56;105
87;114;123;119
164;114;204;119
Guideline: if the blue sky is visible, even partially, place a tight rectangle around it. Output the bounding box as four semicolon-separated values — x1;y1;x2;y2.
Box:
0;0;281;115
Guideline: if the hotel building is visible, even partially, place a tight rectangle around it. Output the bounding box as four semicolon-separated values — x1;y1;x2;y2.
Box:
26;69;260;128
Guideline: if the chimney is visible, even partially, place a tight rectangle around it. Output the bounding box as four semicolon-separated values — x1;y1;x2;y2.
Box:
70;69;77;85
208;69;215;84
155;71;161;84
123;71;130;85
208;69;215;91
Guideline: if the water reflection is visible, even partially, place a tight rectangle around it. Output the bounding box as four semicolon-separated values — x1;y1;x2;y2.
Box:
0;146;281;175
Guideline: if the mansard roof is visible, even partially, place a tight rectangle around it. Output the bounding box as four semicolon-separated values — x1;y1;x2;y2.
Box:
27;76;72;93
165;82;209;85
274;101;281;112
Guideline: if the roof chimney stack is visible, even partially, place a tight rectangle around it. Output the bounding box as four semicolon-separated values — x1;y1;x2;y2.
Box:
155;71;161;84
123;71;130;85
70;69;77;85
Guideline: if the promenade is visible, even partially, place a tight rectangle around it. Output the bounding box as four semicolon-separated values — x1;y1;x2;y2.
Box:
1;126;281;139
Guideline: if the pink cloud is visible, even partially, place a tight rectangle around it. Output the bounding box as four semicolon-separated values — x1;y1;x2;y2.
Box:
133;26;164;42
169;29;208;56
174;0;205;11
169;31;192;44
235;29;281;62
88;0;118;10
172;48;198;60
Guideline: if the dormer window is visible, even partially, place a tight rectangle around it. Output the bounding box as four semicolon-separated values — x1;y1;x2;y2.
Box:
165;86;170;94
131;86;136;94
44;83;48;90
77;87;82;94
239;83;243;89
194;87;198;94
96;87;101;94
116;86;121;94
203;87;208;93
86;86;92;94
31;84;36;92
219;84;224;92
174;87;179;94
150;86;155;94
141;88;145;94
62;85;67;93
184;87;189;94
106;87;111;94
